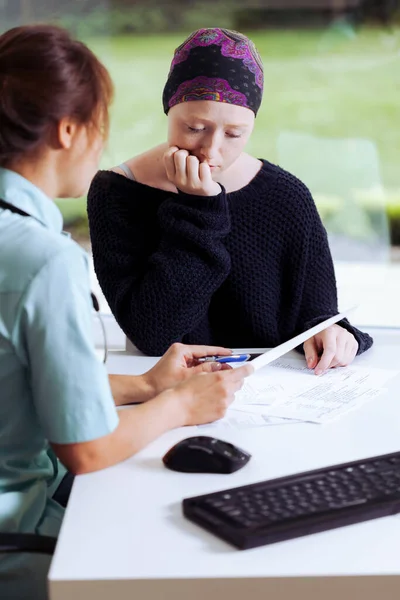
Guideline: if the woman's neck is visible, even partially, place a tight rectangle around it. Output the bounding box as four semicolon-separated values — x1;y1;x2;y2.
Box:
216;154;262;193
7;157;58;200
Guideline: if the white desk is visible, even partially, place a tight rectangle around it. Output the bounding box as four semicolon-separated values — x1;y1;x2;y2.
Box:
49;328;400;600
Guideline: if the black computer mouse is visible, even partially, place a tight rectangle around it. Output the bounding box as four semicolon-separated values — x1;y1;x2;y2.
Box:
162;436;251;474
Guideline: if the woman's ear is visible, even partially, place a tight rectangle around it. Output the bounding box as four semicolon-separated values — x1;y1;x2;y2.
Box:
57;118;79;150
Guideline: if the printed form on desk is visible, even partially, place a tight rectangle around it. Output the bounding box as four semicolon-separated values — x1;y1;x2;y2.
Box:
234;357;398;424
206;357;398;430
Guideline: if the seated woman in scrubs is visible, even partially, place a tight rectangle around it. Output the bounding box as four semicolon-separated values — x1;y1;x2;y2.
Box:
0;25;251;599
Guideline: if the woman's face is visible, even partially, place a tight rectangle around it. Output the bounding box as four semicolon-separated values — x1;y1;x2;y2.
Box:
167;101;255;175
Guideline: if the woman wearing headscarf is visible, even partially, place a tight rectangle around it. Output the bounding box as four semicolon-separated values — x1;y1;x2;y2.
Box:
88;28;373;373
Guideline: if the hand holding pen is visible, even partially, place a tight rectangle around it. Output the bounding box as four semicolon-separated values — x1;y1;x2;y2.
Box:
142;344;238;397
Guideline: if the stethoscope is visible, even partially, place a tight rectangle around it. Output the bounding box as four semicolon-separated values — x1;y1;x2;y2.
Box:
0;198;108;363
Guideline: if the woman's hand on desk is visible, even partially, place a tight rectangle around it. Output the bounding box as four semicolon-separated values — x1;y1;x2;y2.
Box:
109;344;233;405
54;363;254;475
304;325;359;376
163;363;254;426
142;343;232;398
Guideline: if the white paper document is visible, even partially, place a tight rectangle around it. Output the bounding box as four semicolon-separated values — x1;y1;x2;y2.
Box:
234;358;398;424
197;408;300;433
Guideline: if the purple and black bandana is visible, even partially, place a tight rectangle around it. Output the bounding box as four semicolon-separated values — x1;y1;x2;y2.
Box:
162;28;264;116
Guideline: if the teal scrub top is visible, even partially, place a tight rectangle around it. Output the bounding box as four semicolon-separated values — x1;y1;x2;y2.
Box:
0;168;119;538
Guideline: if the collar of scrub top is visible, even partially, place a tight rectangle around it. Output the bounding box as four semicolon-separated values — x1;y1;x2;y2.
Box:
0;167;63;232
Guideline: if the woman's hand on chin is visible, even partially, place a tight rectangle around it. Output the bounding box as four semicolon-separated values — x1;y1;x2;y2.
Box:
164;146;221;196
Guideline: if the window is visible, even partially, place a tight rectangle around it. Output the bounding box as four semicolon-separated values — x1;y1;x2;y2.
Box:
1;0;399;326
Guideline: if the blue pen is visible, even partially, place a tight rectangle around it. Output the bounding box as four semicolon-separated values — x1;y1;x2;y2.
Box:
197;353;251;364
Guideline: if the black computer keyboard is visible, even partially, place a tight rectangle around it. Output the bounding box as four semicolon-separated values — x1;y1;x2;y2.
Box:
183;451;400;550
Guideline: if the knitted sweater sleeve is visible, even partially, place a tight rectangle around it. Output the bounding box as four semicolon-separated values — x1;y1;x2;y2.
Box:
87;172;231;355
280;172;373;355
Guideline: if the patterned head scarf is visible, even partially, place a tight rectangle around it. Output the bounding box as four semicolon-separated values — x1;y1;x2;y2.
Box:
162;28;264;116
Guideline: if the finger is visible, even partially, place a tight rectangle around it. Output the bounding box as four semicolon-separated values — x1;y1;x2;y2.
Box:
164;145;179;158
173;149;189;182
314;338;337;375
166;343;230;368
219;363;232;371
190;362;222;374
185;345;232;359
163;146;179;181
350;338;358;360
227;380;246;398
329;358;342;369
208;365;251;387
186;155;201;188
226;363;254;380
303;338;319;370
220;378;246;404
199;162;217;187
342;338;358;366
331;332;348;367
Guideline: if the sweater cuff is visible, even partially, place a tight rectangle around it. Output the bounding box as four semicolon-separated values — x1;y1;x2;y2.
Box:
176;184;227;211
336;318;374;355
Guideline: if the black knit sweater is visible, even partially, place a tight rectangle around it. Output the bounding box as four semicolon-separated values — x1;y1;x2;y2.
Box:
87;160;373;356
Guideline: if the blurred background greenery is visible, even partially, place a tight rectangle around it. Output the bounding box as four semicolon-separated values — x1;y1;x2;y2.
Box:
1;0;400;254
